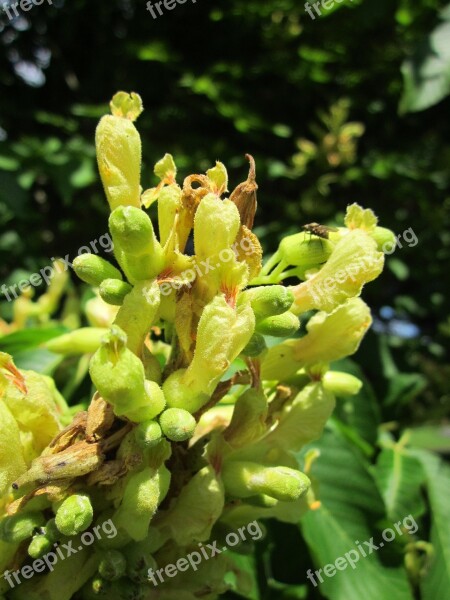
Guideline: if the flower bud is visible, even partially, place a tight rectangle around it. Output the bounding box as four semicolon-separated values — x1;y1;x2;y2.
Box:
194;193;240;262
256;311;299;337
239;285;294;319
159;408;197;442
134;420;163;448
372;226;397;252
96;93;142;211
28;532;53;558
114;465;170;541
221;461;310;502
224;388;268;448
55;493;93;536
44;328;107;355
113;280;160;357
0;512;45;544
109;206;165;280
99;279;132;306
72;255;122;287
279;232;333;270
163;466;224;546
98;550;127;581
322;371;362;396
241;332;267;357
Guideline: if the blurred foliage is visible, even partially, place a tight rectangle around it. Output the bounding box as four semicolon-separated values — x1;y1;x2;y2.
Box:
0;0;449;599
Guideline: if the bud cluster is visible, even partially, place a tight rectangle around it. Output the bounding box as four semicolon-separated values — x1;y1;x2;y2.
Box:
0;92;393;600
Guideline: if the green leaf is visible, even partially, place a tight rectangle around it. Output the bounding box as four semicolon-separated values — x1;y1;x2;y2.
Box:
413;451;450;598
300;431;414;600
400;19;450;113
373;447;426;522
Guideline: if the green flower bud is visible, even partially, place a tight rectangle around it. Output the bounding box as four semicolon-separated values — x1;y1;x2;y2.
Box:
72;254;122;287
322;371;362;396
96;101;142;211
135;420;163;448
281;233;333;268
98;550;127;581
45;518;60;542
256;311;299;337
126;542;158;583
114;465;170;541
0;512;45;544
55;494;93;536
44;328;107;355
28;532;53;558
99;279;132;306
207;161;228;194
110;91;143;121
224;388;268;448
239;285;294;319
109;206;165;280
222;461;310;502
113;280;160;357
372;226;397;252
163;466;224;546
90;326;164;421
241;332;267;357
159;408;197;442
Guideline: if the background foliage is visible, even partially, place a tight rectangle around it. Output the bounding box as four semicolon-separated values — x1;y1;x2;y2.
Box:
0;0;449;599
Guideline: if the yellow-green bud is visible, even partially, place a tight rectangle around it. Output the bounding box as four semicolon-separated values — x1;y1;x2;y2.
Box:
135;420;163;448
224;388;268;448
240;285;294;319
55;494;93;536
98;550;127;581
73;254;122;287
126;543;158;583
322;371;362;396
109;206;164;280
44;328;107;355
256;311;299;337
241;332;267;357
96;100;142;211
279;233;333;268
159;408;197;442
0;512;45;544
221;461;310;502
99;279;132;306
28;532;53;558
372;226;397;252
194;193;240;261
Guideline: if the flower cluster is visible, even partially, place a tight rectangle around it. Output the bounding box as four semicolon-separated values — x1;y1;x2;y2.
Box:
0;92;395;600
